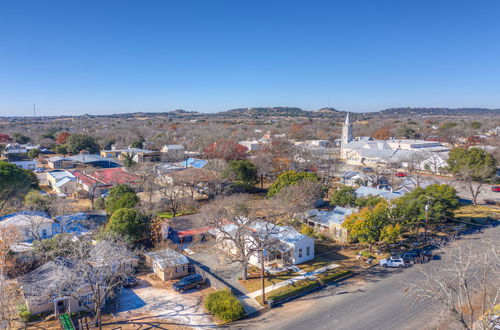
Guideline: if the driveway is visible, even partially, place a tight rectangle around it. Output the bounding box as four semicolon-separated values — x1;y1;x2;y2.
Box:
114;274;216;329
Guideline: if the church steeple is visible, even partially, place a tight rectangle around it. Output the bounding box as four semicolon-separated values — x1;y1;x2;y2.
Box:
341;112;353;148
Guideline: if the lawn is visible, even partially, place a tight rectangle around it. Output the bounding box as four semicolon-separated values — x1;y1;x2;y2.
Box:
297;251;345;273
455;205;500;221
239;270;300;293
254;278;321;305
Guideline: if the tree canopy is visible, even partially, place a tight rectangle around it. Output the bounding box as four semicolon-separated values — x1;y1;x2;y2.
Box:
224;160;258;184
0;161;37;213
106;208;148;243
66;134;100;154
267;170;319;197
204;139;248;161
447;148;496;181
105;185;140;215
330;186;356;207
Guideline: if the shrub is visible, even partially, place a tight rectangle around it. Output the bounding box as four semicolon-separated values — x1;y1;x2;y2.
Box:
360;250;374;259
204;289;245;322
300;224;314;237
18;303;33;322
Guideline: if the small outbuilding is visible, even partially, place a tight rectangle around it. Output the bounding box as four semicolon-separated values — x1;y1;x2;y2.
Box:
144;248;190;281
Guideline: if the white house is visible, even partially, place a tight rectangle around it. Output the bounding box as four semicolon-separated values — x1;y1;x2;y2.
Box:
9;160;37;170
215;220;315;268
303;207;356;241
161;144;186;161
0;212;54;242
238;140;263;152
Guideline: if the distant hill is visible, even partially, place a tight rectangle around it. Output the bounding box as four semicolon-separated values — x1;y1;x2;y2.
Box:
216;107;347;118
379;107;500;116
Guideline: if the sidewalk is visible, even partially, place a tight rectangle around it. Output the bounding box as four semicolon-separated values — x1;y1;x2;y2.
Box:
244;263;340;299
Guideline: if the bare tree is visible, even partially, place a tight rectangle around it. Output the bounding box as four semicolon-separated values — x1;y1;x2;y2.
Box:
56;234;137;329
0;226;20;328
408;238;499;330
197;194;260;280
454;166;495;206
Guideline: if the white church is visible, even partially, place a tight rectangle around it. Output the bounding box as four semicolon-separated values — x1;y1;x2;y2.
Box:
340;113;449;172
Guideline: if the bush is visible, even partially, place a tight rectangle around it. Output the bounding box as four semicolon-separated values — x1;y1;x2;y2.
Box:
18;303;34;322
360;250;374;259
300;224;314;237
204;289;245;322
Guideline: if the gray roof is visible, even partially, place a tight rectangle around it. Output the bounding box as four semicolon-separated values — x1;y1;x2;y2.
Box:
305;207;355;226
48;156;72;162
69;154;110;163
355;186;405;200
145;248;189;269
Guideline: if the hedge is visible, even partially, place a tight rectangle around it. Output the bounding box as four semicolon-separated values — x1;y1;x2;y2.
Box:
255;278;321;305
204;289;245;322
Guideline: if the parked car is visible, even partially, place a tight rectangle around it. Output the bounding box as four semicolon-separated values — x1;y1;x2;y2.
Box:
491;186;500;192
398;252;418;263
395;172;407;177
120;275;137;288
172;274;205;293
34;168;45;173
379;257;406;268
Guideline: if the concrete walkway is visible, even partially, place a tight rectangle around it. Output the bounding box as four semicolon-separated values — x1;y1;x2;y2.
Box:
237;262;340;312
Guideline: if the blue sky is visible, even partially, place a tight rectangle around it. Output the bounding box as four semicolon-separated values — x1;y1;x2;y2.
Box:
1;0;500;116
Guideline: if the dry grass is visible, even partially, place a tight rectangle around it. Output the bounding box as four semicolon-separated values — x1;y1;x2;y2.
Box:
455;205;500;220
239;270;300;292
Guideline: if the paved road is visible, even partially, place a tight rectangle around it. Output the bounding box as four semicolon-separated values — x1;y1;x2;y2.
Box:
231;225;499;330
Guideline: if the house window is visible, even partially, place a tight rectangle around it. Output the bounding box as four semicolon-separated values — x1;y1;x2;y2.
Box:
306;246;310;256
298;248;303;258
42;229;47;237
176;266;184;273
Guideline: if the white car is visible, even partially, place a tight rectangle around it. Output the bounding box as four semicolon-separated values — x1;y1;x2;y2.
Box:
379;257;406;268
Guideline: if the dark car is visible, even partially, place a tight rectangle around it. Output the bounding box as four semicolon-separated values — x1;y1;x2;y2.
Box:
121;275;137;288
398;252;418;263
172;274;205;293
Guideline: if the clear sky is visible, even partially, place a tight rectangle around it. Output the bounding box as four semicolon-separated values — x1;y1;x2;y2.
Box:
1;0;500;116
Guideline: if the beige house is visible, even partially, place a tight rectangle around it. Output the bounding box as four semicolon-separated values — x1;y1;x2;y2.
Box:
145;249;190;281
303;207;356;242
18;258;95;316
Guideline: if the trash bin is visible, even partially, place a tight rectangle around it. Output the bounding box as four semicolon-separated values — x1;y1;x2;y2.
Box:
268;299;274;308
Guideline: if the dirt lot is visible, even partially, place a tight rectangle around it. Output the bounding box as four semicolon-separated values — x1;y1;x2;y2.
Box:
103;274;216;329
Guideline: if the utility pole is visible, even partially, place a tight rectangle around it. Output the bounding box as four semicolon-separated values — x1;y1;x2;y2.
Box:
261;247;266;304
424;198;430;243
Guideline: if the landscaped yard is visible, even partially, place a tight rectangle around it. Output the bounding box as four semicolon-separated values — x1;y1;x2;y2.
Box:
157;211;196;218
298;251;346;273
239;269;300;292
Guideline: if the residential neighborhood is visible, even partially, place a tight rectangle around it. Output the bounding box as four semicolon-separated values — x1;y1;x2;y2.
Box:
1;2;500;329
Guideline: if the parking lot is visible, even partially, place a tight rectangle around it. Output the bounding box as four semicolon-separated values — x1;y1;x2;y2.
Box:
112;274;216;329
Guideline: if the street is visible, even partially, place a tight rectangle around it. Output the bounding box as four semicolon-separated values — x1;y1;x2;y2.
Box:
231;224;499;330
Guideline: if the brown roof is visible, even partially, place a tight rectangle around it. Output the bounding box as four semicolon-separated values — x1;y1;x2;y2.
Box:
167;168;219;184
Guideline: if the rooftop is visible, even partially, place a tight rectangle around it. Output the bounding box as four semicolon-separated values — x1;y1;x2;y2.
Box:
145;248;189;268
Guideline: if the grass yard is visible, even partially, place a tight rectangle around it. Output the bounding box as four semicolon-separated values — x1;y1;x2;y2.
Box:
455;205;500;221
239;270;300;293
157;211;195;218
298;251;346;273
255;278;321;305
316;267;352;284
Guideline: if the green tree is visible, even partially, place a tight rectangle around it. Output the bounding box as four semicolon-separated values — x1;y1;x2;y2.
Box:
105;185;139;215
380;224;401;244
27;148;40;159
54;144;68;154
355;195;383;208
0;162;35;213
267;170;319;197
66;134;100;154
24;190;52;213
394;184;459;232
122;153;135;168
11;133;31;144
330;186;356;207
224;160;258;184
470;121;482;129
447;147;497;205
106;208;147;243
130;137;145;149
342;202;389;251
398;126;419;139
